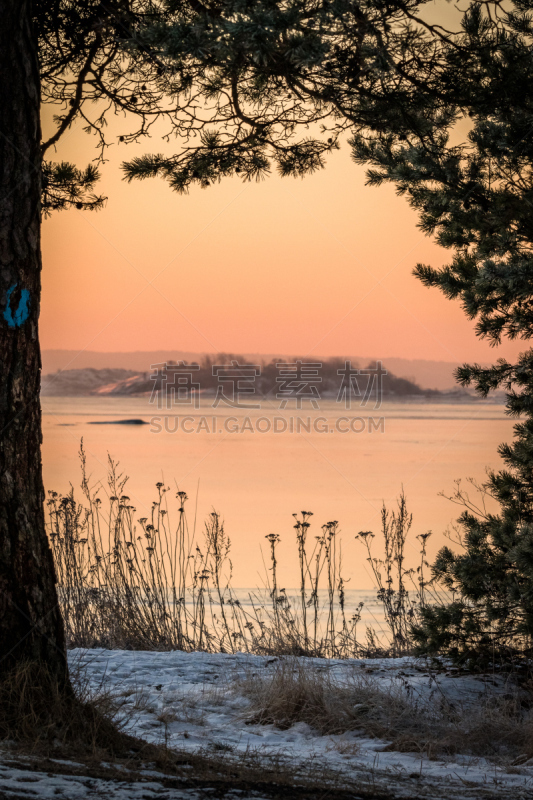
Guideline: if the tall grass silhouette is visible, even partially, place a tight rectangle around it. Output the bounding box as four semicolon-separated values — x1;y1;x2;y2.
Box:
49;445;438;657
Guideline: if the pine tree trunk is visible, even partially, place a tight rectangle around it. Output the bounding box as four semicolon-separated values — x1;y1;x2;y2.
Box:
0;1;68;682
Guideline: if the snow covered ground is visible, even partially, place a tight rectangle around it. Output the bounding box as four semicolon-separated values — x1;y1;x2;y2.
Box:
1;649;533;799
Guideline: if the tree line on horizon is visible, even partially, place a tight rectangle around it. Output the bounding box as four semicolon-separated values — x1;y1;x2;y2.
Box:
94;355;431;399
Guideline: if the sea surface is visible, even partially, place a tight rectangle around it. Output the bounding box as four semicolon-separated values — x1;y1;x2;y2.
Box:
42;396;512;589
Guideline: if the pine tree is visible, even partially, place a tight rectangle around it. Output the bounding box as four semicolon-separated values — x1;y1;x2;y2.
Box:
346;2;533;665
3;0;427;719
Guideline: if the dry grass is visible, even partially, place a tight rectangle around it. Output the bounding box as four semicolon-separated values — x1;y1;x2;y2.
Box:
238;658;533;763
239;659;417;737
0;657;136;757
49;447;437;659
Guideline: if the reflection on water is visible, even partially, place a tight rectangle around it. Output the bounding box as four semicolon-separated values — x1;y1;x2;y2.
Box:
225;587;392;637
42;397;512;588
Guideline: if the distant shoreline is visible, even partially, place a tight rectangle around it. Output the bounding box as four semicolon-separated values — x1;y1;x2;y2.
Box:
42;391;505;405
39;361;505;404
41;350;480;392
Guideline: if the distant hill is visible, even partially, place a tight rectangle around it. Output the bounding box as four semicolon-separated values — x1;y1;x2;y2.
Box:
41;368;139;397
41;358;435;400
41;350;473;391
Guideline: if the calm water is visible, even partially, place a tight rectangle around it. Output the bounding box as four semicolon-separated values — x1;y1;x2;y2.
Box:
205;587;437;645
42;397;512;588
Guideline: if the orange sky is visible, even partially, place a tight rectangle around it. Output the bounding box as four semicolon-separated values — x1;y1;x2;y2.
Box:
39;5;524;591
41;108;522;365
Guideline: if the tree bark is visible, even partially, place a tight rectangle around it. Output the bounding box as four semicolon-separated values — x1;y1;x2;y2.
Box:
0;1;68;682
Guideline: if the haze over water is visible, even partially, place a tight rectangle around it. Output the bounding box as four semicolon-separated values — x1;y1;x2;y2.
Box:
42;396;512;590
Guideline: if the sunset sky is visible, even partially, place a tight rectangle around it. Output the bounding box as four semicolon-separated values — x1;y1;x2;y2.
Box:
37;5;524;591
41;109;522;366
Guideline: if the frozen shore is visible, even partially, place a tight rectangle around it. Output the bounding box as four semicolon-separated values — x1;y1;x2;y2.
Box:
1;650;531;799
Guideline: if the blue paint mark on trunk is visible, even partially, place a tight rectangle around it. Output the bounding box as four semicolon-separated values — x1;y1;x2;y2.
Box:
3;284;30;328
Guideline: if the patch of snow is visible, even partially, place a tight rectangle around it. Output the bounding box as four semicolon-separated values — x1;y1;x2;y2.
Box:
74;650;533;795
1;650;531;799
